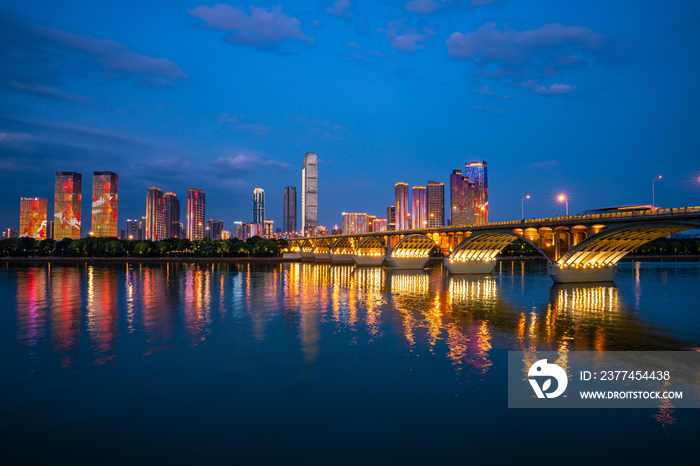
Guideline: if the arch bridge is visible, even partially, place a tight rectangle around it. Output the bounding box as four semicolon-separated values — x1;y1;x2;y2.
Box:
285;206;700;283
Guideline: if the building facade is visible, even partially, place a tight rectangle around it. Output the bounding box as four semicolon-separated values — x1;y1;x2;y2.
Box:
387;206;395;231
186;188;205;241
253;188;265;224
394;183;409;230
146;187;166;241
264;219;274;238
427;181;444;228
20;197;47;239
302;152;318;236
126;219;140;240
450;169;475;226
54;171;82;240
464;161;488;225
206;218;224;241
411;186;427;229
164;192;181;239
91;171;118;237
283;186;297;234
374;218;387;232
342;212;368;235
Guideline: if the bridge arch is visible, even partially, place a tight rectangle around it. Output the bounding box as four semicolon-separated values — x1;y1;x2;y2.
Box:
556;222;698;268
313;238;332;253
300;239;314;253
331;238;354;254
355;236;386;256
448;230;552;263
391;234;436;259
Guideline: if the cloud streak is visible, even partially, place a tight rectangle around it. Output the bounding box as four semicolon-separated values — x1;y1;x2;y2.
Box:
8;81;92;104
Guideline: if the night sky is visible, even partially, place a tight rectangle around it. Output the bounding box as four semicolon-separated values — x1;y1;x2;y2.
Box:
1;0;699;235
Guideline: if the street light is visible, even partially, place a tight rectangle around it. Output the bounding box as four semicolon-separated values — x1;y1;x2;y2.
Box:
652;175;662;207
521;195;530;220
558;195;568;216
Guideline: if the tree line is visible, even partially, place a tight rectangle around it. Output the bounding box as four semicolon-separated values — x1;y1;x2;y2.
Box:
0;235;289;258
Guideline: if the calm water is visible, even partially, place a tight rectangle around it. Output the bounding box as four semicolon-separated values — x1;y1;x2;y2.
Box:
1;261;699;464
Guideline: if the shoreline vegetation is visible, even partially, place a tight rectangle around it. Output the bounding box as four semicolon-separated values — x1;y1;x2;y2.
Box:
1;236;699;263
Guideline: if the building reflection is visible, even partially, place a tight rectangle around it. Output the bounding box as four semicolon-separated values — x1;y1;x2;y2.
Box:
50;265;82;368
183;264;211;342
16;267;48;349
86;266;118;365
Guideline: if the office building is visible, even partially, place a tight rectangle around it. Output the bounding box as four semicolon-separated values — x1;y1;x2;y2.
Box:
331;225;342;235
465;161;488;225
206;217;224;241
427;181;445;228
187;188;205;241
248;223;264;238
234;222;245;241
126;219;140;241
91;171;118;237
20;197;47;239
221;230;231;240
394;183;409;230
47;220;54;240
374;218;387;232
450;169;475;226
387;206;395;231
302;152;318;236
3;228;18;239
411;186;427;229
253;188;265;224
54;171;82;240
342;212;367;235
367;215;376;233
146;187;166;241
164;192;181;239
264;219;274;238
117;228;125;239
283;186;297;234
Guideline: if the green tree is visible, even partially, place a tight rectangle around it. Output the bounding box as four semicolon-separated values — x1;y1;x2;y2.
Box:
106;240;125;256
133;242;152;257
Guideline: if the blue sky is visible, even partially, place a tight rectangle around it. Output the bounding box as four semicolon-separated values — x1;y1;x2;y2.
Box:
1;0;700;235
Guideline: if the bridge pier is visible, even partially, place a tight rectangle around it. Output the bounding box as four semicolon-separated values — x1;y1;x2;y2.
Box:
445;258;497;275
300;251;315;262
386;257;429;270
352;254;386;266
313;252;332;262
548;263;618;283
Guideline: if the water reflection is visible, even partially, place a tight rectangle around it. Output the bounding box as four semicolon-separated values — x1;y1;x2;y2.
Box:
16;267;48;349
51;265;81;368
86;266;118;365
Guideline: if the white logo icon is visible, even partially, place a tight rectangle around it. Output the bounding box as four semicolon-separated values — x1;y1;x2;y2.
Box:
528;359;568;398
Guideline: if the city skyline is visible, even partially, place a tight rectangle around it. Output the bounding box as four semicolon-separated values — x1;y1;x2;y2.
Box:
1;1;700;234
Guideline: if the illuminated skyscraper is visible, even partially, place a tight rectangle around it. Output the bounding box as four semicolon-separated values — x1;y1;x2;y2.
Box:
206;218;224;240
411;186;427;229
146;187;166;241
54;171;82;240
374;218;387;232
283;186;297;234
465;161;488;225
387;206;395;231
450;169;475;226
342;212;367;234
253;188;265;224
20;197;47;239
164;192;180;239
427;181;444;228
394;183;409;230
91;171;118;237
367;215;376;233
186;188;205;240
302;152;318;236
126;219;139;241
264;219;274;238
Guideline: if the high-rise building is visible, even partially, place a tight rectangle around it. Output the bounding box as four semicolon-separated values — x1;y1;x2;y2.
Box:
367;215;376;232
206;217;224;241
331;225;342;235
283;186;297;234
146;187;166;241
248;223;264;238
427;181;444;228
253;188;265;224
47;220;54;240
394;183;409;230
302;152;318;236
187;188;205;241
164;192;181;239
374;218;387;232
342;212;367;235
411;186;427;229
221;230;231;240
3;228;18;239
450;169;475;226
264;219;274;238
20;197;47;239
387;206;396;231
117;228;125;240
140;217;147;240
465;161;488;225
234;221;245;241
91;171;118;237
54;171;82;240
126;219;140;241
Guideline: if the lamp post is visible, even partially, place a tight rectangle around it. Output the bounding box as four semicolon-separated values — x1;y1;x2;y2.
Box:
652;175;662;207
521;195;530;220
558;195;568;217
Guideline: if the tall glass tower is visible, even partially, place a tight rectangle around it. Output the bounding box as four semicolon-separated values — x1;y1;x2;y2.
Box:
20;197;47;239
394;183;409;230
411;186;427;229
427;181;444;228
91;171;118;237
450;169;474;226
464;161;488;225
253;188;265;224
187;188;205;240
283;186;297;234
146;187;166;241
164;192;180;239
302;152;317;236
54;171;82;240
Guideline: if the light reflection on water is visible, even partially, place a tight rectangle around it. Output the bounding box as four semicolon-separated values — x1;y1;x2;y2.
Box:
2;260;700;457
